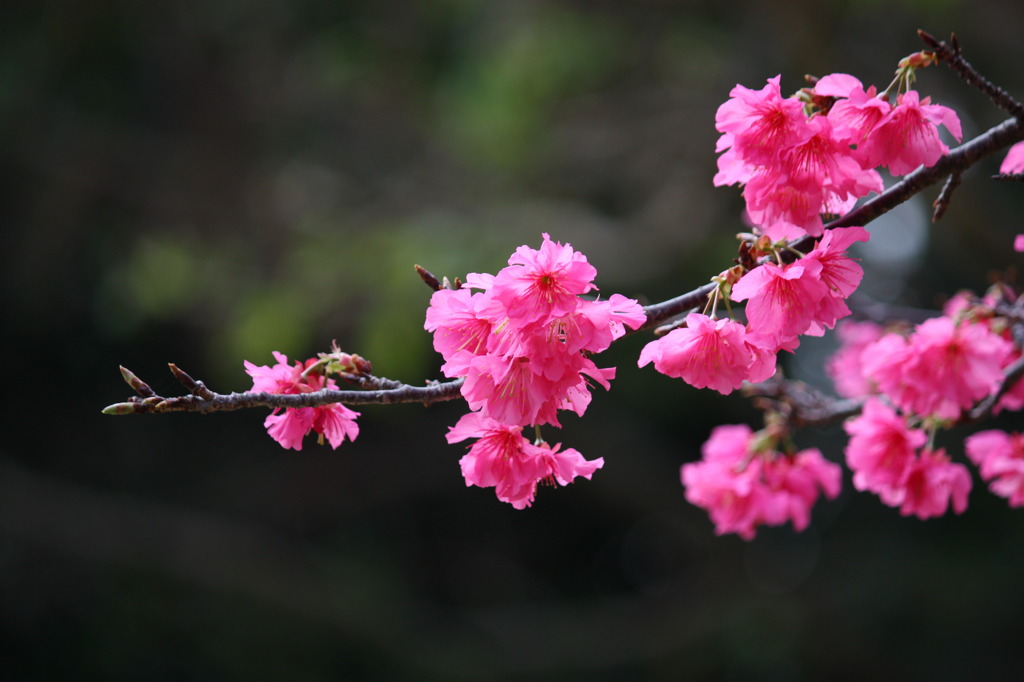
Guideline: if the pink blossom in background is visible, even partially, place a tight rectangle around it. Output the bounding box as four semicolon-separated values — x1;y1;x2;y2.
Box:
682;424;841;539
844;399;971;518
965;430;1024;506
244;352;360;451
1001;141;1024;174
864;316;1013;420
857;90;962;175
682;424;766;539
761;448;843;532
844;398;925;502
1014;234;1024;252
446;412;603;509
637;313;776;394
825;319;884;398
896;449;971;519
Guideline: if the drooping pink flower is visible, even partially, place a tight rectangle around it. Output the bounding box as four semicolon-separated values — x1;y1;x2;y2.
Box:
446;412;603;509
803;226;871;333
844;398;925;502
965;429;1024;507
760;447;843;532
244;352;360;451
896;448;971;519
743;170;827;236
858;90;962;175
825;319;885;398
682;424;841;539
731;258;830;349
637;313;776;394
1000;141;1024;174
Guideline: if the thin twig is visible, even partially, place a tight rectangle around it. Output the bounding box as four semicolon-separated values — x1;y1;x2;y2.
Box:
104;370;466;415
920;30;1024;119
932;171;961;222
830;116;1024;230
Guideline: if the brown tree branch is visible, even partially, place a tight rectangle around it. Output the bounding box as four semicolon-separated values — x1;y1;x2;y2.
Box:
104;364;466;415
106;35;1024;420
828;116;1024;230
919;30;1024;120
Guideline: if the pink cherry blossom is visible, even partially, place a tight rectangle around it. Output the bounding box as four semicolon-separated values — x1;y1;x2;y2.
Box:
965;429;1024;507
715;75;810;170
425;235;644;427
244;352;360;451
858;90;962;175
896;448;971;519
637;313;776;394
446;412;603;509
803;226;871;333
424;287;496;377
491;233;597;325
825;319;884;398
777;116;883;218
731;258;830;348
819;75;892;147
863;316;1013;420
844;398;926;501
760;447;843;532
742;171;827;236
682;424;841;539
1000;141;1024;174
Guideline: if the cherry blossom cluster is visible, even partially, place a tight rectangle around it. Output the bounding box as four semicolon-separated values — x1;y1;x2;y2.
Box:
425;233;647;507
682;424;841;539
638;225;869;396
827;285;1024;516
178;37;1024;534
244;350;361;450
715;66;961;239
650;54;1021;537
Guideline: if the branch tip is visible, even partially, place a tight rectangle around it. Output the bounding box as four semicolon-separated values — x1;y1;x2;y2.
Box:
102;402;139;416
119;365;156;397
917;29;940;49
415;265;442;292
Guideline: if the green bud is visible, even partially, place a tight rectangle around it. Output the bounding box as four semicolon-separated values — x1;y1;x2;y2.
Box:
102;402;138;415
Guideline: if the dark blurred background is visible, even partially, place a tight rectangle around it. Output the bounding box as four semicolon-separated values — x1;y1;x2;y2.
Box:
4;0;1024;679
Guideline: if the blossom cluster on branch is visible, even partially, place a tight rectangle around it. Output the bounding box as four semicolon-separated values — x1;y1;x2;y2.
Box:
105;31;1024;538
